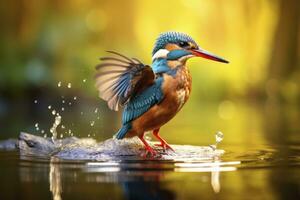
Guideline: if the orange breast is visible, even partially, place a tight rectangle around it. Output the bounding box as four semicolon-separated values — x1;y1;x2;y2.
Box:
129;65;192;135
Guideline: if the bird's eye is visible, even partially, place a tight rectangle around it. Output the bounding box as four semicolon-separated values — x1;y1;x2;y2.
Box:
178;41;189;48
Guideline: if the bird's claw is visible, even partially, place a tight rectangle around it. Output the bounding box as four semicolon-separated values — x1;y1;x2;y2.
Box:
155;142;175;152
141;146;158;158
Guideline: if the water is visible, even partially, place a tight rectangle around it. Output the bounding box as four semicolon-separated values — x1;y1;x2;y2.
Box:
50;114;62;142
1;101;300;199
1;136;300;200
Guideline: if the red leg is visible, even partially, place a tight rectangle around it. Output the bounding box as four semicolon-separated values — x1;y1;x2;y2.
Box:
138;132;157;158
153;129;174;151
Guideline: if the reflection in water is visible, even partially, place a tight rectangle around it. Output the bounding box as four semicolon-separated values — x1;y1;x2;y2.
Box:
122;179;176;200
211;160;220;193
174;159;240;193
83;159;241;197
49;157;62;200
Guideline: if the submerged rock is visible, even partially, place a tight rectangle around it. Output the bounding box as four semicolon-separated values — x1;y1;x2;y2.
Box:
0;139;18;150
18;132;80;155
0;132;224;161
15;132;224;161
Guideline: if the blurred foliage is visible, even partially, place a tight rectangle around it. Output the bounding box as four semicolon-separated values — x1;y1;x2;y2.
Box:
0;0;299;143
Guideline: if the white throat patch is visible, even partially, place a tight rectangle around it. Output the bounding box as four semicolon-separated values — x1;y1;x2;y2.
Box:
152;49;169;61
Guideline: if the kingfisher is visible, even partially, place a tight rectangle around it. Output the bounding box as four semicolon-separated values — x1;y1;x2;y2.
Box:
95;31;228;157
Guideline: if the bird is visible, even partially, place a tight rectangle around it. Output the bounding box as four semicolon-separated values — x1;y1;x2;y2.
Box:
95;31;229;157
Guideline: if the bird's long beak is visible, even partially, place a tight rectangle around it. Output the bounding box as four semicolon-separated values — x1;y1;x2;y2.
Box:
191;49;229;63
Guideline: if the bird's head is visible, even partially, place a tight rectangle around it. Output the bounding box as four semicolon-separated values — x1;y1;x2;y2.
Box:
152;31;229;64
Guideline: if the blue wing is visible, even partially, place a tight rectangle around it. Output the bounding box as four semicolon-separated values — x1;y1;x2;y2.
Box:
115;77;164;139
95;51;165;139
122;77;164;124
95;51;155;111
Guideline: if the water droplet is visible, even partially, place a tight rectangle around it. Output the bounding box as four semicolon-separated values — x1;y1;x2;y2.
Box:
57;81;62;87
97;116;100;120
88;134;90;137
52;110;56;115
34;100;38;104
80;112;84;115
83;79;87;83
35;123;40;131
215;131;224;144
68;102;72;106
61;107;65;111
61;125;65;129
48;105;52;110
54;115;61;126
210;131;224;151
73;96;77;100
44;134;47;138
41;130;45;134
90;121;95;126
67;83;72;88
60;134;63;138
94;108;98;113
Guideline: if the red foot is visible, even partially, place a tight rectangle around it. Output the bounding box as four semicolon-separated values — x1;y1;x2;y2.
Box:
154;142;174;151
153;129;175;152
138;134;157;158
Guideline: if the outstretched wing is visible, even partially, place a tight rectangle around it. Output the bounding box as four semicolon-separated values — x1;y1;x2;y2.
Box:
95;51;155;111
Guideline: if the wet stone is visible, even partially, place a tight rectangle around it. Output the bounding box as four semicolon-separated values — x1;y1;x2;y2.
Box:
16;132;224;161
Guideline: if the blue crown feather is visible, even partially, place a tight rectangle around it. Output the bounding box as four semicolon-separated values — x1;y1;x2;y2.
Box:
152;31;197;55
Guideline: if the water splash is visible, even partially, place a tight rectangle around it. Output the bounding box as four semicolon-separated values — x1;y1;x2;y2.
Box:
48;105;52;110
57;81;62;87
67;83;72;88
68;129;73;137
94;108;98;113
210;131;224;151
50;113;62;143
52;110;56;115
90;121;95;127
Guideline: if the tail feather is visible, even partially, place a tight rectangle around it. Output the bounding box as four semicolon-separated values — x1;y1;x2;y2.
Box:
115;123;132;139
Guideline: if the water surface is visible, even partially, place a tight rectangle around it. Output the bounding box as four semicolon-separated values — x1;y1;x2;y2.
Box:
1;102;300;200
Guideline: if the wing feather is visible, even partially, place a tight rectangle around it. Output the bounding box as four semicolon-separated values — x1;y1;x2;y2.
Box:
95;51;155;111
